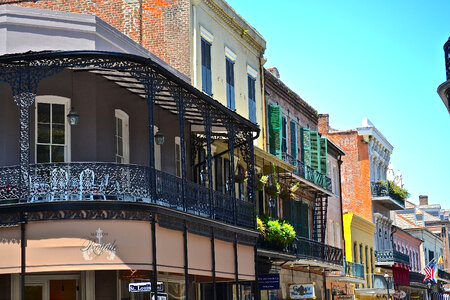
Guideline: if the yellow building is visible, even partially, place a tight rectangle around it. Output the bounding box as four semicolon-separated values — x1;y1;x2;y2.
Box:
343;212;378;299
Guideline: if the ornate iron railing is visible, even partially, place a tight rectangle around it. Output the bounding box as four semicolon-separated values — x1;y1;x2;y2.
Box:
345;261;365;279
281;152;332;191
374;250;410;266
409;271;425;283
288;236;343;266
444;39;450;80
438;268;450;281
0;163;254;228
370;182;405;208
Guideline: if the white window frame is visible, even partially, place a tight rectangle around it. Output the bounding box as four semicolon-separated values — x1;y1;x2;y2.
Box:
115;109;130;164
175;136;181;177
35;95;71;163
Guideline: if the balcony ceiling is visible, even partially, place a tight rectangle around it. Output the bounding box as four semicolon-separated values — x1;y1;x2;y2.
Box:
0;50;259;134
372;196;405;210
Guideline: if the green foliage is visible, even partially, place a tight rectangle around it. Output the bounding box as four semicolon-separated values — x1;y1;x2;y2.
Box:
280;182;300;201
256;175;268;191
380;180;409;201
265;164;280;198
257;215;296;249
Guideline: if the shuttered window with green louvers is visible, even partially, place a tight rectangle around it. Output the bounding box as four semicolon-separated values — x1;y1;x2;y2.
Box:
268;105;282;157
319;137;328;175
290;121;297;160
300;128;311;166
310;131;320;171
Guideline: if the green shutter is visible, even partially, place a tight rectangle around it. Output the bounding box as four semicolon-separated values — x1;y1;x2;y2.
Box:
301;202;309;238
319;137;328;176
310;131;320;171
268;105;282;157
290;121;297;160
300;128;311;166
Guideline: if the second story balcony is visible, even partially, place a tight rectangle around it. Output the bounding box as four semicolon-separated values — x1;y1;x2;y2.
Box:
375;249;410;266
370;182;405;210
0;51;259;230
281;152;332;192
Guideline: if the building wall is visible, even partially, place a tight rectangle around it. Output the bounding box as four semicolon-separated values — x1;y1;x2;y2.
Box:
192;0;265;147
14;0;192;76
343;212;376;288
393;228;422;272
324;130;372;222
405;229;443;267
327;152;344;250
264;69;318;158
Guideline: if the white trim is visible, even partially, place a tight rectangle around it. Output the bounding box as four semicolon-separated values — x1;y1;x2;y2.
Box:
35;95;71;163
225;46;237;62
115;109;130;164
200;25;214;43
247;64;258;79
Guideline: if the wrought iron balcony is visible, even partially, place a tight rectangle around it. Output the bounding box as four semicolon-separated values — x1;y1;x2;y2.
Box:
370;182;405;210
445;38;450;80
345;261;365;279
409;271;425;283
288;236;343;266
374;250;410;266
0;162;254;228
438;268;450;281
281;152;332;191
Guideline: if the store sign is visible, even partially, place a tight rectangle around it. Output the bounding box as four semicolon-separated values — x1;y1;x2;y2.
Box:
129;282;164;293
289;283;316;299
81;228;117;261
257;274;280;290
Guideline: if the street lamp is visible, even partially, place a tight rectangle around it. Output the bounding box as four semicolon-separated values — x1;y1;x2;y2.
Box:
384;272;392;300
427;281;432;300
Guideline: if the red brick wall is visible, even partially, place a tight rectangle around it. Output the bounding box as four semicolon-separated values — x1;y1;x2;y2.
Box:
12;0;191;76
322;130;372;222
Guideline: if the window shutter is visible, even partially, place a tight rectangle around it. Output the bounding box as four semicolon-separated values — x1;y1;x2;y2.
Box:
301;202;309;238
319;137;328;175
310;131;320;171
300;128;311;166
268;105;282;157
248;76;256;123
290;121;297;160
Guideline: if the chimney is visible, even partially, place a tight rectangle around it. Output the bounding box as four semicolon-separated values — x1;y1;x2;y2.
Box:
419;195;428;206
318;114;329;134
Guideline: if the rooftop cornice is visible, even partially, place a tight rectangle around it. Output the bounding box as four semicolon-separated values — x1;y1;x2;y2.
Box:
201;0;266;54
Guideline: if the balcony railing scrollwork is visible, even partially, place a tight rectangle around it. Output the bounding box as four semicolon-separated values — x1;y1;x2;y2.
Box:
370;182;405;208
281;152;332;191
287;236;343;266
374;249;410;266
0;163;254;228
344;261;365;279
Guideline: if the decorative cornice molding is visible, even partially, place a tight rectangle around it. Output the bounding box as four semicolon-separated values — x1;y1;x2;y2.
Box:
201;0;266;54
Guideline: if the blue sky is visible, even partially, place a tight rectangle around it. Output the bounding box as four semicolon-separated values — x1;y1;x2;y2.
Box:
227;0;450;208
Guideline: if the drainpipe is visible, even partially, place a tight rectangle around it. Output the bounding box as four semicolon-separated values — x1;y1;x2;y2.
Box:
192;2;198;87
338;155;346;262
259;56;267;150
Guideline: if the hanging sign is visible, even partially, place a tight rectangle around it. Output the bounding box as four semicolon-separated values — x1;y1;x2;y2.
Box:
257;274;280;290
393;290;407;299
289;283;316;299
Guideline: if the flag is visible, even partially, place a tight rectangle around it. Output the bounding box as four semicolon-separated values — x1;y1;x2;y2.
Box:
438;256;444;265
423;259;437;283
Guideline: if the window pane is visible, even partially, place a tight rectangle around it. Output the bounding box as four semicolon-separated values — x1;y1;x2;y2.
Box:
52;146;65;162
25;285;43;300
52;104;65;124
37;145;50;163
38;103;50;123
38;123;50;143
117;118;123;138
117;136;123;156
52;124;65;144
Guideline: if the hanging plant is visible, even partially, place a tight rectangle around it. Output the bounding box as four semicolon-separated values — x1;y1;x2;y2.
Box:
265;164;280;198
280;182;300;201
257;215;296;250
256;174;268;191
235;168;248;184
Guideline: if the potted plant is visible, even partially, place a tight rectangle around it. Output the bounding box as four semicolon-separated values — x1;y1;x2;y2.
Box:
256;174;268;191
257;215;296;251
235;168;248;184
265;164;280;198
280;182;300;201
